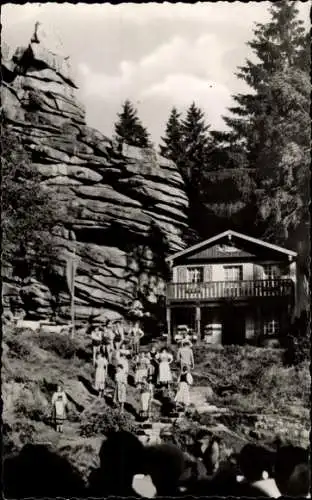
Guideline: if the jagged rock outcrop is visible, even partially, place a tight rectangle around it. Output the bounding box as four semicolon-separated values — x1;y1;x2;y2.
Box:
1;23;188;321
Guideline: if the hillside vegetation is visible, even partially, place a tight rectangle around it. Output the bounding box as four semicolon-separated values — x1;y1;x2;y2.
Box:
3;326;310;483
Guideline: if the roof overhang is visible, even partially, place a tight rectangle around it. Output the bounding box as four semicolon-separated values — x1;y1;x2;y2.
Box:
166;230;297;263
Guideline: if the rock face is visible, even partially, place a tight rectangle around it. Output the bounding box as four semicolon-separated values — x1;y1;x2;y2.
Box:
2;23;188;321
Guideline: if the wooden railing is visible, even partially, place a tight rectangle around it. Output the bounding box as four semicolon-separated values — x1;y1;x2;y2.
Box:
166;279;294;301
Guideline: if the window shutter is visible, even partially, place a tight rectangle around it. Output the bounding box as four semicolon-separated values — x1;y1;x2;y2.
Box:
204;265;212;282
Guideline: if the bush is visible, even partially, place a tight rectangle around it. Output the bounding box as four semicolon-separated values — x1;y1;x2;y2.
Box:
6;330;33;359
59;443;99;483
14;384;50;423
12;420;36;444
283;312;310;366
80;401;136;438
37;332;82;360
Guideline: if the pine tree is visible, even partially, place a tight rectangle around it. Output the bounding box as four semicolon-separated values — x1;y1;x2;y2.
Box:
114;99;151;148
218;1;309;243
159;107;183;164
1;125;59;278
180;102;211;190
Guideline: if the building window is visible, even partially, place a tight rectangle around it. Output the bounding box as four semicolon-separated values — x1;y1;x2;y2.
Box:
223;265;243;281
263;319;280;336
186;267;204;284
263;265;279;280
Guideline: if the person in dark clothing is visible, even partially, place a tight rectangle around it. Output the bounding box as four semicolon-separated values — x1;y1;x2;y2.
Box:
202;435;221;475
3;444;85;499
274;444;310;497
144;443;186;496
160;388;177;418
88;430;145;497
236;444;280;497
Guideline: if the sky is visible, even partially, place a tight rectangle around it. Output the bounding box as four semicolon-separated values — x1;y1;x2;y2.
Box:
2;2;310;146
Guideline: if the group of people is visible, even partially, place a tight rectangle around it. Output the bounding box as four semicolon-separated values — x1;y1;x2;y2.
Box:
89;317;196;420
50;318;197;428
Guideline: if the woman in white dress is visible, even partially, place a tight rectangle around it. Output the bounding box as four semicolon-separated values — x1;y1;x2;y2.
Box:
94;349;108;397
51;383;67;433
175;366;193;408
156;347;173;388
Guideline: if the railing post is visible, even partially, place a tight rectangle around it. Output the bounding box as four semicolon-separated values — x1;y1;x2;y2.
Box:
195;305;201;342
166;306;171;345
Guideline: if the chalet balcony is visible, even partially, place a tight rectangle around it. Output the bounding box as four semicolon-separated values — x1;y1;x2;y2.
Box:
166;279;294;302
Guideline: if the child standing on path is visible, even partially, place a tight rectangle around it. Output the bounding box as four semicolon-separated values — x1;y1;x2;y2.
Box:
90;324;102;366
140;376;152;420
104;320;115;353
113;320;125;351
94;349;108;397
51;383;67;433
130;322;144;355
134;352;149;388
175;366;193;408
114;364;127;414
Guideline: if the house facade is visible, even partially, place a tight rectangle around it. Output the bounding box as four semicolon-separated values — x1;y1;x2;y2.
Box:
165;230;297;345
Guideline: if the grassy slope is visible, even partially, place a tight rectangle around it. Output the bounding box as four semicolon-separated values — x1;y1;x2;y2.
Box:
2;328;310;482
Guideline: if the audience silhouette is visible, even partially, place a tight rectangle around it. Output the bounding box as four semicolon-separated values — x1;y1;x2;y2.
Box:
3;432;310;498
3;443;85;498
88;430;145;496
275;445;310;497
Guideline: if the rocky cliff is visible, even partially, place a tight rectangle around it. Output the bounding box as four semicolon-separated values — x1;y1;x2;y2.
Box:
2;23;188;321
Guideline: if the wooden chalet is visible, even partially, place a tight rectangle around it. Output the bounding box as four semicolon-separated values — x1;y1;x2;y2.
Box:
165;230;297;345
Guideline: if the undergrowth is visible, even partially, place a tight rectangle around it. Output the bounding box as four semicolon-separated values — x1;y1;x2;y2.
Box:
80;400;136;437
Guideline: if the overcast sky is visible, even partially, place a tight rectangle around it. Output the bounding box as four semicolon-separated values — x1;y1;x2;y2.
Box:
2;2;310;146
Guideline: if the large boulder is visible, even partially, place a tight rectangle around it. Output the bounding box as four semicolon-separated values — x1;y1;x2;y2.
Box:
2;22;188;321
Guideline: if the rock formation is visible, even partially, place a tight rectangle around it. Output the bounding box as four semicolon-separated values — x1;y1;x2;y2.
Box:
2;23;188;321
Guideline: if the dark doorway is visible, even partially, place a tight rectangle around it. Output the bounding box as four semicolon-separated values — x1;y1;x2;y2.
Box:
221;303;245;345
173;307;195;335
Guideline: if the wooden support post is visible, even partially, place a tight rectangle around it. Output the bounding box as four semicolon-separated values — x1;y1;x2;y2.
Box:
166;306;171;345
196;305;201;343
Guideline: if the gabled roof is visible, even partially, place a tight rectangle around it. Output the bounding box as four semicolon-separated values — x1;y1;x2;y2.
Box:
166;230;297;262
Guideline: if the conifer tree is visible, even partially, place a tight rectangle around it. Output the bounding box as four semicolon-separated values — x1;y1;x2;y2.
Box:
159;107;183;165
2;125;59;278
217;0;309;243
114;99;151;148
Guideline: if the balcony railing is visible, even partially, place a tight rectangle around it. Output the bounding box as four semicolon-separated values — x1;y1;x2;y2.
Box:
166;279;294;301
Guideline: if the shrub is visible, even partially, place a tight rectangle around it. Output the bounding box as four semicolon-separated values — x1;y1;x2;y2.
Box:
66;406;81;424
37;332;83;360
13;420;36;444
283;312;310;366
59;443;99;483
6;330;33;359
14;384;50;423
80;401;136;437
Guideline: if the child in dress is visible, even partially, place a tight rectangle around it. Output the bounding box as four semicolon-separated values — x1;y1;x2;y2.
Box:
114;364;127;414
119;352;129;378
94;349;108;397
113;320;125;351
135;352;149;388
130;322;144;355
175;365;193;408
51;383;67;432
140;376;154;421
90;325;102;366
